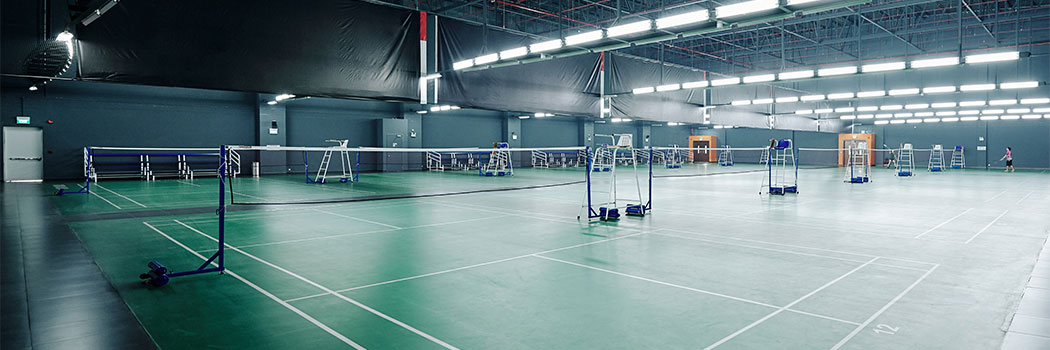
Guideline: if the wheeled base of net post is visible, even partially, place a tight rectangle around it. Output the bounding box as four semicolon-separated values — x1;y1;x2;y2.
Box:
848;177;870;184
768;186;798;195
141;146;227;287
56;181;90;196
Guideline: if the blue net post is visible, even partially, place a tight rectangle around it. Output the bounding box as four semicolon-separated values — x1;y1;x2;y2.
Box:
217;145;226;272
646;147;652;211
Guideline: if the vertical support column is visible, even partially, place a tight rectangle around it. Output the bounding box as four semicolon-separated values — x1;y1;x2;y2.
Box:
378;118;408;172
404;107;423;169
257;96;287;174
580;120;595;149
639;123;651;149
502;113;522;166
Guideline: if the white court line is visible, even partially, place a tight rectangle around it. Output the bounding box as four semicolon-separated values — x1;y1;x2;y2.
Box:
142;222;364;349
175;180;201;187
830;264;940;350
90;191;123;209
702;257;879;350
531;254;861;327
914;208;974;239
95;184;148;208
965;210;1009;244
285;231;649;303
313;209;402;229
172;220;459;350
1016;191;1034;205
984;189;1009;202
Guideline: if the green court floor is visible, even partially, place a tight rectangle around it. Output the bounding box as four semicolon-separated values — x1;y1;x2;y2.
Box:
56;165;1049;349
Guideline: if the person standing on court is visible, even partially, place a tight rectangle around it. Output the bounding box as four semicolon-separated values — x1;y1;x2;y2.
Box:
998;147;1014;173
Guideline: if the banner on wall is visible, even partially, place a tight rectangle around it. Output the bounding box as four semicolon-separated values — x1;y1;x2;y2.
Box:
77;0;419;101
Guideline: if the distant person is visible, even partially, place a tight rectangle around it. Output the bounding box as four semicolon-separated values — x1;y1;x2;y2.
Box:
999;147;1014;173
885;147;897;168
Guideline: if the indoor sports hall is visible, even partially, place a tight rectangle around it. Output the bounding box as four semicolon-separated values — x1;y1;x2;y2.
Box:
2;1;1049;349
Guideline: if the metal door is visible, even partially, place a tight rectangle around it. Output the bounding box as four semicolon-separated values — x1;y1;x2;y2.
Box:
3;127;44;181
692;140;710;162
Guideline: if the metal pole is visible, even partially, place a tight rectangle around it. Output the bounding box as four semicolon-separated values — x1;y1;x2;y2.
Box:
218;145;227;272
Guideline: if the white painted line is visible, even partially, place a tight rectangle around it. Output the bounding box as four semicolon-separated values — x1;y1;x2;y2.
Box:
142;222;364;349
965;210;1009;244
90;191;123;209
830;265;940;350
1016;191;1034;205
914;208;974;239
176;180;201;187
172;220;459;350
313;209;402;229
703;258;879;350
286;231;649;303
95;184;148;208
985;189;1009;202
234;192;271;201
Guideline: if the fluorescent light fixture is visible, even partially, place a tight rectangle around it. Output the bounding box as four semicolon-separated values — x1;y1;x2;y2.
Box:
743;74;775;83
828;92;854;100
911;57;959;68
530;39;563;53
818;66;858;76
959;100;985;107
989;99;1017;106
1000;115;1020;120
835;107;855;113
931;102;957;108
923;86;956;94
895;113;913;118
565;30;604;45
711;77;741;86
421;73;443;80
980;116;999;121
716;0;778;18
518;115;530;119
266;101;277;105
656;10;711;29
890;120;906;124
965;51;1019;64
915;112;935;117
795;109;813;115
776;97;799;103
862;62;906;73
881;105;903;111
752;98;774;104
731;100;751;106
607;20;652;37
786;0;830;5
907;119;923;124
857;114;875;120
936;111;956;116
611;118;623;123
857;91;886;98
682;81;709;89
656;83;681;92
453;59;475;70
1021;98;1050;105
1034;107;1050;113
857;106;879;112
56;31;74;42
534;112;553;117
274;93;295;101
905;104;929;110
622;118;633;122
440;105;452;111
959;110;980;115
779;70;814;80
960;83;996;91
630;86;655;94
960;116;980;121
942;117;959;122
840;115;856;120
876;114;893;119
499;47;529;60
874;120;889;125
430;106;441;112
1001;81;1038;89
1021;114;1042;120
889;88;920;96
924;118;941;123
814;108;834;114
416;110;428;114
983;109;1005;114
800;94;825;101
1007;108;1030;114
713;125;725;129
474;53;499;65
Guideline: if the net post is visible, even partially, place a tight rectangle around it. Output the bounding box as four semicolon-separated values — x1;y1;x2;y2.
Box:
218;145;226;272
585;146;593;218
646;147;652;211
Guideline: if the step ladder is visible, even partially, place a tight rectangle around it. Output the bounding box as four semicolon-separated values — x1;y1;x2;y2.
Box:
897;143;915;176
480;143;512;176
718;145;734;166
760;147;770;165
313;139;355;183
764;139;798;195
581;134;648;221
427;150;444;171
844;143;870;183
665;145;683;169
950;146;965;169
929;144;945;172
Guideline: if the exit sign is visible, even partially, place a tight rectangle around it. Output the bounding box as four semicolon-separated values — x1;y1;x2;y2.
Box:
15;116;30;125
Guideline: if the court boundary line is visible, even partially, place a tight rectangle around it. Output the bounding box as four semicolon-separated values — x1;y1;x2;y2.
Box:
914;208;975;239
1016;191;1034;205
95;184;148;208
175;180;201;187
830;264;940;349
142;222;365;349
985;189;1009;202
531;254;862;327
702;257;879;349
284;230;650;303
313;208;403;229
90;191;123;209
171;220;460;350
965;210;1009;244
